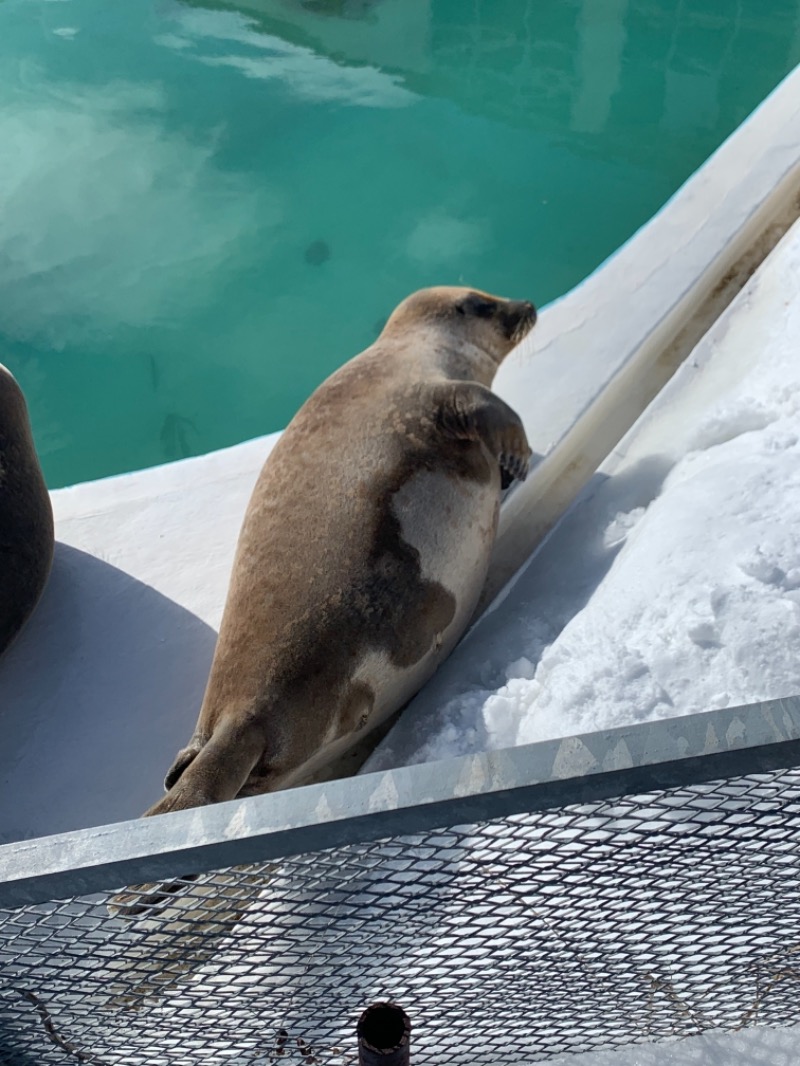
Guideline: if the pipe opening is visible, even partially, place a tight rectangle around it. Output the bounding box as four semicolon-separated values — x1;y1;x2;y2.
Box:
357;1002;410;1053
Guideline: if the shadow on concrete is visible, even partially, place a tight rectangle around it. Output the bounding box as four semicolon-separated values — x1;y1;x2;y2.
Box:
0;544;217;843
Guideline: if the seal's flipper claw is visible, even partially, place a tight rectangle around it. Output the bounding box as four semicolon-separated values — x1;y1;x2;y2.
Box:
500;447;530;486
164;741;203;791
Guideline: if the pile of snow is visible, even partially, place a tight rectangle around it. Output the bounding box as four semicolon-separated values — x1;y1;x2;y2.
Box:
367;220;800;773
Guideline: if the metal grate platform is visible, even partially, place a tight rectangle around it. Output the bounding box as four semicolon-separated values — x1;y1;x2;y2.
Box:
2;698;800;1064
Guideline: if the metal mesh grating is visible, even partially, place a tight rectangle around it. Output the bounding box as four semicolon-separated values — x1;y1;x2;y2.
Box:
2;764;800;1064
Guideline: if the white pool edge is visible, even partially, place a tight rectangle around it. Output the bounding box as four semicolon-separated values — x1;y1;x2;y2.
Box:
484;60;800;610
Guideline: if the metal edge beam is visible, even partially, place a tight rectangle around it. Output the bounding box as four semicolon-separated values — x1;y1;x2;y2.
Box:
1;696;799;908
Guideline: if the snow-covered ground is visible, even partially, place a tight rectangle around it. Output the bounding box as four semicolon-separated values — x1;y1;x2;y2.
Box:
365;211;800;777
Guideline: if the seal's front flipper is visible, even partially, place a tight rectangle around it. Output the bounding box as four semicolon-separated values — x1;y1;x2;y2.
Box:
432;382;531;485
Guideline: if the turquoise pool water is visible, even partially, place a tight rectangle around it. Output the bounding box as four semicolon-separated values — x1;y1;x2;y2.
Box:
2;0;800;488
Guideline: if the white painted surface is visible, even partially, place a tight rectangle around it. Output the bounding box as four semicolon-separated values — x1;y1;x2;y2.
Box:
498;60;800;461
2;65;800;842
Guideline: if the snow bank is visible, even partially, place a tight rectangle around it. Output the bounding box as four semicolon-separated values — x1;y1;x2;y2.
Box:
366;215;800;772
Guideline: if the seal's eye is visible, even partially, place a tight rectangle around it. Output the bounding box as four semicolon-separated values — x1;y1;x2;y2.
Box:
457;294;496;318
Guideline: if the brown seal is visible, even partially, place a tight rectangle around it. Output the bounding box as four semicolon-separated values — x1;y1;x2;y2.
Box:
0;364;54;656
146;286;536;816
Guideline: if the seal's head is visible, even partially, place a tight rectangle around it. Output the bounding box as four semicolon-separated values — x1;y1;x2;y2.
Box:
380;285;537;382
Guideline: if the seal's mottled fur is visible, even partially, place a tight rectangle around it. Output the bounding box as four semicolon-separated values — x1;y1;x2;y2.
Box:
146;287;536;816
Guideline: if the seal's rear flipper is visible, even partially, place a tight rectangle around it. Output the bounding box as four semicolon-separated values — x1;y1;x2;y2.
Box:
164;742;202;790
146;717;264;816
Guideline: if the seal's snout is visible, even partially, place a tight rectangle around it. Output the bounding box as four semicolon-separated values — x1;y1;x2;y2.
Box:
513;299;537;325
505;299;537;342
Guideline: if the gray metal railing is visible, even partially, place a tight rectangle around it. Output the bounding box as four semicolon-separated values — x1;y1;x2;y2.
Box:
2;697;800;1064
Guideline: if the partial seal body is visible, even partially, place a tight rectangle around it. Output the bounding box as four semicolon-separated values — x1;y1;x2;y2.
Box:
0;365;54;655
147;287;536;816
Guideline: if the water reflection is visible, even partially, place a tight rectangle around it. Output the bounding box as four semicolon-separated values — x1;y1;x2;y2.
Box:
0;78;262;350
183;0;800;150
1;0;799;488
159;3;415;106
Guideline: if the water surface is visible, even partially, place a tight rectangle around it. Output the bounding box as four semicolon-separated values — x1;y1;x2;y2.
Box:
2;0;800;486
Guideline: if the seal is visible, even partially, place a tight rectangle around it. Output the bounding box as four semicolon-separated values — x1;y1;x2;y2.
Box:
145;286;536;816
0;364;54;655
